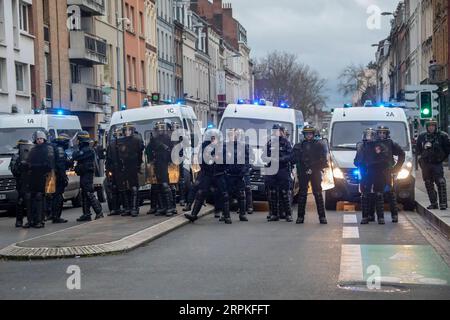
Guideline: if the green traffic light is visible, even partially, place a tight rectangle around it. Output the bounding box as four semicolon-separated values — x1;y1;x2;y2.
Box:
420;91;433;119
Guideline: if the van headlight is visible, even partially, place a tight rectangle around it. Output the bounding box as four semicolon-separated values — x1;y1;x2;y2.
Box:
397;168;411;180
333;167;345;180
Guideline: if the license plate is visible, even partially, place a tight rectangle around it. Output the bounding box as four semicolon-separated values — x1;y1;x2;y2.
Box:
0;194;6;200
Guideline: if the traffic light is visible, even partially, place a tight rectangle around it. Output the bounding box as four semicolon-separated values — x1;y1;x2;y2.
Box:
151;93;160;104
420;91;433;119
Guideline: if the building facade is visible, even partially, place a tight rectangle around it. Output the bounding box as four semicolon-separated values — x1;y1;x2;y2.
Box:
145;0;158;102
0;0;35;114
157;0;175;102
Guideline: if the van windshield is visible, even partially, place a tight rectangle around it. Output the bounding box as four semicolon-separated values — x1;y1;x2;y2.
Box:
331;121;410;151
220;118;294;146
0;128;44;155
108;118;181;144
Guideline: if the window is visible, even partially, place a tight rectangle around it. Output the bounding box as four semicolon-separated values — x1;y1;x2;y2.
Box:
0;58;6;91
0;0;5;42
139;11;144;36
130;6;135;32
141;60;145;89
15;63;25;92
19;2;30;33
70;64;80;84
132;57;136;87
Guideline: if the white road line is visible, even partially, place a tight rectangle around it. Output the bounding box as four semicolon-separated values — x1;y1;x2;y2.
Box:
343;226;360;239
339;245;364;282
344;215;358;224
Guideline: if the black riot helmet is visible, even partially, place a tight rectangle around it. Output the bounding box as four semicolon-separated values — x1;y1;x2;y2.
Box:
302;125;316;140
16;139;33;148
376;126;390;140
154;121;168;132
77;131;91;145
54;133;71;149
122;122;136;136
363;128;377;142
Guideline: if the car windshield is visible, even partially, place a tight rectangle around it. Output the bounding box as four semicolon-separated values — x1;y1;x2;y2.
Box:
331;121;410;151
0;128;43;155
109;118;181;144
220;118;294;146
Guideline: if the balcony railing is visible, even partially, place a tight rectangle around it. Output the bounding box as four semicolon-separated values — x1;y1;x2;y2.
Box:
67;0;105;16
69;31;108;66
70;83;106;113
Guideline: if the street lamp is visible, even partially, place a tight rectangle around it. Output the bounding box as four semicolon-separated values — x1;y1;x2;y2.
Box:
116;16;131;110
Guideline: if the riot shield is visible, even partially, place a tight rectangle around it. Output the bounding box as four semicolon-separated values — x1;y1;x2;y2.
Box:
320;138;335;191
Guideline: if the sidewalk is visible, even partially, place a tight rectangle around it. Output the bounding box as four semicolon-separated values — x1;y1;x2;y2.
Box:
0;205;213;260
415;167;450;239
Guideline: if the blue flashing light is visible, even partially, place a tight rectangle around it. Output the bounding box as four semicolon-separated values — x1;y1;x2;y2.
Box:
175;99;185;105
120;104;127;111
344;103;352;108
57;110;64;115
207;124;215;129
237;99;246;105
279;102;290;108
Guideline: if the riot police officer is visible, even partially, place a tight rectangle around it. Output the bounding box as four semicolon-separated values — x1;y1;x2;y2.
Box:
377;126;405;223
106;129;125;216
185;129;232;224
225;129;250;222
293;125;328;225
50;134;72;224
9;140;32;228
354;128;377;224
149;121;177;217
417;120;450;210
263;124;293;222
74;131;104;222
25;131;55;228
118;123;144;217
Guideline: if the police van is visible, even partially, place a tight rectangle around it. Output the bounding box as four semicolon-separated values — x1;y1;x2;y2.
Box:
327;106;416;210
218;102;305;201
0;113;83;213
108;104;201;201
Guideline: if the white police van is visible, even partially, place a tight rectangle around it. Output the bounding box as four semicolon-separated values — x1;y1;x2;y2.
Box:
327;106;415;210
0;113;83;213
218;102;305;201
108;104;201;201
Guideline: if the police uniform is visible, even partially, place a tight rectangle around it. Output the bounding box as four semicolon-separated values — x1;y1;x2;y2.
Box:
74;131;104;222
185;129;232;224
50;134;72;224
417;120;450;210
117;123;144;217
25;131;55;228
9;140;32;228
225;130;250;222
105;129;125;216
148;122;177;217
264;124;294;223
293;125;328;224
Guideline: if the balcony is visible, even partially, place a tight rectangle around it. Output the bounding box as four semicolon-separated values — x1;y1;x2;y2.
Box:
70;83;106;113
69;31;108;66
67;0;105;16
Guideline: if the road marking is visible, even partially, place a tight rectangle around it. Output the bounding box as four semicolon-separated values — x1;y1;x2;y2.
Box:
343;226;360;239
344;215;358;224
339;245;364;282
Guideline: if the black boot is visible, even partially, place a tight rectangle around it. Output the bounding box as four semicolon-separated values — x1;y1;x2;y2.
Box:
296;193;307;224
425;180;439;210
15;196;24;228
238;191;248;222
87;192;104;220
223;197;232;225
23;193;32;228
52;194;68;224
437;178;448;211
182;203;192;212
214;210;221;219
368;193;376;222
376;192;385;225
33;193;45;228
130;187;140;217
388;191;399;223
268;188;280;222
121;191;132;216
245;187;254;215
184;192;205;222
314;192;327;224
77;192;92;222
360;193;369;225
157;184;170;216
108;188;121;216
281;189;293;222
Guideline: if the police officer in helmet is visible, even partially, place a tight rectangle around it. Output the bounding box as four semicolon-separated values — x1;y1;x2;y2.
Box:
25;131;55;228
293;125;328;224
263;124;294;223
417;120;450;210
9;139;33;228
74;131;104;221
119;123;144;217
50;133;72;223
106;128;125;216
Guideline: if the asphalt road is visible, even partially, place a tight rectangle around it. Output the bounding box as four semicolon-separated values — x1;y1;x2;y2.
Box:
0;201;450;300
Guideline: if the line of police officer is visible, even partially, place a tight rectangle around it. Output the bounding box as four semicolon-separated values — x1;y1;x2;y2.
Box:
10;130;104;228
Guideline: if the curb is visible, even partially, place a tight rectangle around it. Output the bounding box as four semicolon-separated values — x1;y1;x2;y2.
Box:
415;190;450;239
0;209;214;261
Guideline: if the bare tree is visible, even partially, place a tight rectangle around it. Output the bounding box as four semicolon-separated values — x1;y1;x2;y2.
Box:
338;63;377;105
254;51;327;119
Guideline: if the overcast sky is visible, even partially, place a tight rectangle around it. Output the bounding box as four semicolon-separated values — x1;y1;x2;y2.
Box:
228;0;399;108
